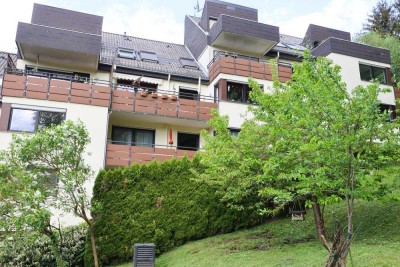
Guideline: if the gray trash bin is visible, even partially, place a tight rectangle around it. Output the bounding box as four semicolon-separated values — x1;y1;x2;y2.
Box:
133;243;155;267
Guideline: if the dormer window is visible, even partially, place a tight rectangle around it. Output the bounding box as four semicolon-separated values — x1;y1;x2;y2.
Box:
179;58;198;70
140;51;158;63
118;48;135;59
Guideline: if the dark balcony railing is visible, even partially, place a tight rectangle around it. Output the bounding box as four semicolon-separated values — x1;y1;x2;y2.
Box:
208;51;292;83
106;141;198;166
111;85;218;121
1;68;111;107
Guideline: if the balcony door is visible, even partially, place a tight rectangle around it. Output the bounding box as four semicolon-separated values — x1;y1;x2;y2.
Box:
112;126;155;147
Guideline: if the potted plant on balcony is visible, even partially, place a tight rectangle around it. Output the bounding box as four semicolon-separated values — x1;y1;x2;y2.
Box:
151;91;158;98
140;90;148;97
161;93;168;100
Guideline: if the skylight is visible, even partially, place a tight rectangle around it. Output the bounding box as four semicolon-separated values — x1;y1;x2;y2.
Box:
179;58;198;69
118;48;135;59
140;51;158;63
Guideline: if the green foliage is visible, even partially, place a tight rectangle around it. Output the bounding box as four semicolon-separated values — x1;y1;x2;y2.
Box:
0;120;97;266
0;225;87;267
202;51;400;214
355;31;400;83
363;0;400;37
88;157;262;265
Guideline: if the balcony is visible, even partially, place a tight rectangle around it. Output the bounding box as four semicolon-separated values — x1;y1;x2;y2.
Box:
105;143;198;167
208;52;292;83
1;69;111;107
209;15;279;55
111;87;218;121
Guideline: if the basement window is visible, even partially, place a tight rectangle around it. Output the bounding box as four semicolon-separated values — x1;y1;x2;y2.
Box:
359;63;387;84
8;106;65;132
140;51;158;63
118;48;136;59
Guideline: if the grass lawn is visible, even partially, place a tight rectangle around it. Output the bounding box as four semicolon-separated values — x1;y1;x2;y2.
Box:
117;200;400;267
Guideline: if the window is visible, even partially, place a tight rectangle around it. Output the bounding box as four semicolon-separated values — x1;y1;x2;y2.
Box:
359;64;387;84
118;49;136;59
139;51;158;63
227;82;253;103
179;87;198;100
229;128;240;137
177;132;199;151
8;108;65;132
112;126;155;147
380;104;395;122
179;58;198;69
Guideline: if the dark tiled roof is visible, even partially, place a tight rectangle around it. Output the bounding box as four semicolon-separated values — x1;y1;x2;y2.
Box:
100;32;207;79
0;52;17;76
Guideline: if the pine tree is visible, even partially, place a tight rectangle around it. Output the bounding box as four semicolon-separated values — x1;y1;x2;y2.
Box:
363;0;398;37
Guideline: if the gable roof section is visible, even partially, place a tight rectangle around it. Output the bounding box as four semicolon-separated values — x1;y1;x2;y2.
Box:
100;32;207;80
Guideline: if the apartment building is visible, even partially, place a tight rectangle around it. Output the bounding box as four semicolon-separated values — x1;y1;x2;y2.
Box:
0;0;395;182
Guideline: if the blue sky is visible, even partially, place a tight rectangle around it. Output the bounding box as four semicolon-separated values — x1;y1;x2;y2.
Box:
0;0;382;53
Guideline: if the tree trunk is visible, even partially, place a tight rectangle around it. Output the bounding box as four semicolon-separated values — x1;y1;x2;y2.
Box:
88;220;99;267
311;195;331;252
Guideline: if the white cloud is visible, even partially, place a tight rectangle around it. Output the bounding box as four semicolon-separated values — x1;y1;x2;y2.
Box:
101;3;183;44
0;0;45;52
260;0;380;38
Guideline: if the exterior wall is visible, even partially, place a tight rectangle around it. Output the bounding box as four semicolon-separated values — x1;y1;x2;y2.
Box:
0;96;109;192
198;46;216;72
108;116;207;148
210;73;274;127
327;53;395;105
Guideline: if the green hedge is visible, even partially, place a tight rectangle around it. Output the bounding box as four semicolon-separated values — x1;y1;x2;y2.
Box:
88;157;262;265
0;225;87;267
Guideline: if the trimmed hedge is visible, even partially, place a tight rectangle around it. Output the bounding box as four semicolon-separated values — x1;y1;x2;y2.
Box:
88;157;262;265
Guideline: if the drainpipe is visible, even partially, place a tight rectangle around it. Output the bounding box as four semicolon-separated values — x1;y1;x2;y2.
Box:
167;73;171;92
103;110;112;168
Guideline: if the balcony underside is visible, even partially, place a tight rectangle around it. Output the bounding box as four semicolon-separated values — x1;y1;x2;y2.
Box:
212;32;278;55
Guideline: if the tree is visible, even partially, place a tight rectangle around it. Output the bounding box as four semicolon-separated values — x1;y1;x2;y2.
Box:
363;0;398;37
200;52;400;266
0;120;100;267
355;31;400;84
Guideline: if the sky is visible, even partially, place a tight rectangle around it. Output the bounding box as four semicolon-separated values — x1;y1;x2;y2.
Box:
0;0;382;53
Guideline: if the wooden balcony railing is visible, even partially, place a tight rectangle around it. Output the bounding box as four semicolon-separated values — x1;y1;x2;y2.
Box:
208;52;292;83
106;143;198;166
111;88;218;121
1;69;111;107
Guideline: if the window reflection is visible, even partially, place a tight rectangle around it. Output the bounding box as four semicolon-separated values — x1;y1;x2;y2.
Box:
9;109;37;132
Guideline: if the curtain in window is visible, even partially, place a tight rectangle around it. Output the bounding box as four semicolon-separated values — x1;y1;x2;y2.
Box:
113;127;132;145
135;130;153;147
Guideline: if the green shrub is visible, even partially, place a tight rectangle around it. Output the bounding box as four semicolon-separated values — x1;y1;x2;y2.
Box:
88;157;263;265
0;225;87;267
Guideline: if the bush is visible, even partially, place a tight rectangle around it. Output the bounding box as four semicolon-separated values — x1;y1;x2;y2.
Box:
88;157;263;265
0;225;87;267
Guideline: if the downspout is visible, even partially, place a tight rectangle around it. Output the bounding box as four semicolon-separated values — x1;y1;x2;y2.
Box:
167;73;171;92
103;110;112;168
